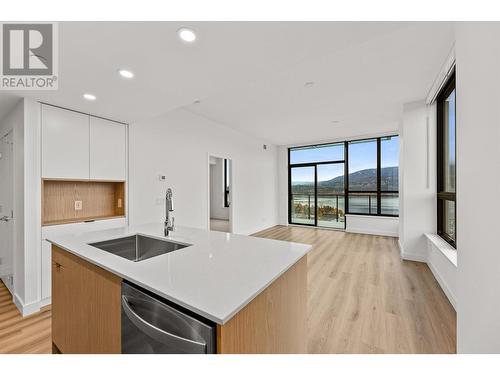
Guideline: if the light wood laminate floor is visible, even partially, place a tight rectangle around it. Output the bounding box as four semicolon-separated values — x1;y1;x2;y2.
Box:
254;226;456;354
0;281;52;353
0;226;456;354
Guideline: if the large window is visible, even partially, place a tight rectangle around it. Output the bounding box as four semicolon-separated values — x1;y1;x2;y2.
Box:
346;136;399;216
437;72;456;247
288;136;399;229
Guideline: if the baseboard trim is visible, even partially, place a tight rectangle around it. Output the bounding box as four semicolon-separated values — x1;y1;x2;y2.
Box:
427;261;457;310
0;276;14;294
40;297;51;308
400;252;428;263
13;293;42;317
346;228;398;237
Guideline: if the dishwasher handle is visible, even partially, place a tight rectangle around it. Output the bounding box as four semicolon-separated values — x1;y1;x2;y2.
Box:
121;296;207;353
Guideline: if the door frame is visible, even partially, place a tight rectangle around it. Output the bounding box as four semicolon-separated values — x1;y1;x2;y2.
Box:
207;153;233;233
288;151;347;230
0;129;15;292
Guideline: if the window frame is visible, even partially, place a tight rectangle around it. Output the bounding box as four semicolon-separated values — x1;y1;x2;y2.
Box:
288;142;346;228
436;71;456;248
287;135;399;229
345;136;399;217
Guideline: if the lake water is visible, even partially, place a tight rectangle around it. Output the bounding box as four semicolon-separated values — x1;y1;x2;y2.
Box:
291;194;398;223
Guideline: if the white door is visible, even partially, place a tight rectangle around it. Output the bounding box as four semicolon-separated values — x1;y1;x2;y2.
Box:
41;105;90;179
89;117;127;180
0;130;14;289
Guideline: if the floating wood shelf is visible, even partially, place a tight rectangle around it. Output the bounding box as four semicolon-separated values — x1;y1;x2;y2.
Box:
42;179;125;226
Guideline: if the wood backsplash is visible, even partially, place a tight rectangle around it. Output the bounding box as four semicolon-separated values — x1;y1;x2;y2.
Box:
42;180;125;226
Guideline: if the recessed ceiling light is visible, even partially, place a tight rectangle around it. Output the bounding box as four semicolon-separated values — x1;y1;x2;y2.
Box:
118;69;134;79
193;99;201;105
304;81;315;88
177;27;197;43
330;120;340;124
83;93;96;101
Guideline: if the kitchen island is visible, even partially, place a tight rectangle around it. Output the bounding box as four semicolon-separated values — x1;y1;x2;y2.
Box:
47;223;311;354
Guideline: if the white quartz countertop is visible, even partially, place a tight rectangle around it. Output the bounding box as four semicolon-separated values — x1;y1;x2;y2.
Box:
46;223;311;324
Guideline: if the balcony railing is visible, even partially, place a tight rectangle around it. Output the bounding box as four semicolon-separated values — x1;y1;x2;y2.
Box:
290;194;345;227
291;192;398;223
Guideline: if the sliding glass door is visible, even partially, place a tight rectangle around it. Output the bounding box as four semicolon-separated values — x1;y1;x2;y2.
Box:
289;142;346;229
290;166;316;225
317;163;345;229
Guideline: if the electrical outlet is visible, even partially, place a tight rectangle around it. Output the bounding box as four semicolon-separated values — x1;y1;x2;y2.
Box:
74;200;83;211
117;198;122;208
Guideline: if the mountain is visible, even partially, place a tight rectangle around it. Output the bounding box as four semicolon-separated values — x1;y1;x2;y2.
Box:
292;166;398;193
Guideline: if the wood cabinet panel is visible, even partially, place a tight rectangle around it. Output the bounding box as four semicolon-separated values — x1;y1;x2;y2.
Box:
42;179;125;226
52;246;121;353
216;256;307;354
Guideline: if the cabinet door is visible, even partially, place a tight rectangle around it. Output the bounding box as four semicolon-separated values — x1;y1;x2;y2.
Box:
41;240;51;301
90;117;126;180
41;105;90;179
52;246;121;354
52;246;91;353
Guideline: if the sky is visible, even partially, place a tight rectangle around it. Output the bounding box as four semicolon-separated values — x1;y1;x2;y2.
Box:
290;136;399;182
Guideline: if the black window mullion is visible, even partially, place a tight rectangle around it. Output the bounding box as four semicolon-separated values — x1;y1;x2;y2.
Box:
436;70;456;248
344;141;349;219
314;164;318;227
377;137;381;215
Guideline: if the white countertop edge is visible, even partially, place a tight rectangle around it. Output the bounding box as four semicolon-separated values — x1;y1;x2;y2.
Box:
47;229;311;325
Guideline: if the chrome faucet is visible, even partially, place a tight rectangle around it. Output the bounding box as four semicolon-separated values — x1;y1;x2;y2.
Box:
164;188;175;236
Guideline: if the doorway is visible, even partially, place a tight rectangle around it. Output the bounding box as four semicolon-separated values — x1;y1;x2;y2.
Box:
289;162;346;229
0;129;14;292
288;142;346;229
208;155;232;233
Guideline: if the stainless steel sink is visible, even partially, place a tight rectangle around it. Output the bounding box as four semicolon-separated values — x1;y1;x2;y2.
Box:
89;234;191;262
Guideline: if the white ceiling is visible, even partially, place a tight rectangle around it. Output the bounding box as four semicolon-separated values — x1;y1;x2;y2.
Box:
0;22;454;145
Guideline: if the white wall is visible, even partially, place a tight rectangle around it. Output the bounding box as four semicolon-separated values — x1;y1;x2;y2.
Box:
346;215;398;237
209;158;229;220
277;146;289;225
129;108;278;235
22;99;42;312
455;23;500;353
398;100;437;262
0;98;42;315
426;234;457;310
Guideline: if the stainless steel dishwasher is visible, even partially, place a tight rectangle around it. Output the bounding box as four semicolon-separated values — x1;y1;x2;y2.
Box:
121;281;216;354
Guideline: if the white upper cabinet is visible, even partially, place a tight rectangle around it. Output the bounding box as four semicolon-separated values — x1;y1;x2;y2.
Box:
42;105;90;179
90;117;126;180
41;105;127;181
